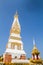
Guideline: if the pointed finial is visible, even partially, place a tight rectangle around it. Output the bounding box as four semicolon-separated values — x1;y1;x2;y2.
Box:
16;11;18;15
33;39;37;49
33;39;36;46
14;11;18;18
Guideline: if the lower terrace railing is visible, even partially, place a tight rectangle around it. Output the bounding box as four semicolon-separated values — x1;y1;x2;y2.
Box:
0;63;29;65
0;62;43;65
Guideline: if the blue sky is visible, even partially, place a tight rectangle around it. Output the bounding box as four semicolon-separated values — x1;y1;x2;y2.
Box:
0;0;43;58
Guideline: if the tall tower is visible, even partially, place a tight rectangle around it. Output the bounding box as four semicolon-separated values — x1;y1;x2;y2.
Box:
3;12;26;63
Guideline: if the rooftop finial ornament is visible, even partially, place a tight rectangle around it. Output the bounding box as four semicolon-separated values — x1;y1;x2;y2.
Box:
33;39;37;49
33;39;36;46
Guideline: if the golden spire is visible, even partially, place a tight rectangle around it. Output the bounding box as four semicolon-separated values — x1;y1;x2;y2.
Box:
10;11;21;34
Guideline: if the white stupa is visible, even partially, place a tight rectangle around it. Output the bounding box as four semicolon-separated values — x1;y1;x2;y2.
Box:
3;12;29;63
